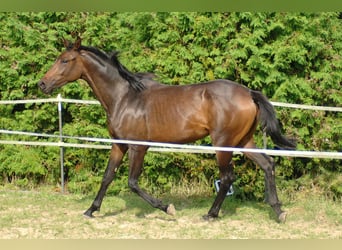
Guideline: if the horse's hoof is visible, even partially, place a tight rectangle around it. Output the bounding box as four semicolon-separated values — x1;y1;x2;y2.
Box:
202;214;217;221
166;204;176;216
83;211;95;219
278;212;287;223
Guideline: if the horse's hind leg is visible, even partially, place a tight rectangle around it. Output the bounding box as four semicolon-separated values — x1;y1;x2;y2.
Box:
204;151;234;220
84;143;128;218
243;140;286;223
128;145;174;215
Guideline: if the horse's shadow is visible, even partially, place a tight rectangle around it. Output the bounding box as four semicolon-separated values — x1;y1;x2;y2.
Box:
80;192;276;222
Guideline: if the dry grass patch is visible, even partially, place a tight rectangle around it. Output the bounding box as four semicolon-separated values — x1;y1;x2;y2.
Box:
0;186;341;239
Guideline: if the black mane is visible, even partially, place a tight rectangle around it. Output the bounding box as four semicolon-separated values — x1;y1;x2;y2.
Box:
77;45;146;92
109;51;146;92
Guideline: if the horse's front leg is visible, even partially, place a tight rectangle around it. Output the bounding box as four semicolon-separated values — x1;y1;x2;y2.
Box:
128;145;175;216
84;143;128;218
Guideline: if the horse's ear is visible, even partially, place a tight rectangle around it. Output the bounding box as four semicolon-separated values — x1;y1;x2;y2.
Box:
73;36;82;50
62;38;70;49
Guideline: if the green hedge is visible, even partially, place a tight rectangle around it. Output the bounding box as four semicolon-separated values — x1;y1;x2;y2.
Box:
0;12;341;199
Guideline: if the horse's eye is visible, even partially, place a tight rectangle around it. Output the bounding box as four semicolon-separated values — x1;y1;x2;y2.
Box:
61;59;68;64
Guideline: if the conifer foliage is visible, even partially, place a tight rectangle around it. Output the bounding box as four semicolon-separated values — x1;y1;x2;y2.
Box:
0;12;341;198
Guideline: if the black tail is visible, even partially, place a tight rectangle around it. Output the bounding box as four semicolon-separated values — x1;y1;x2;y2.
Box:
250;90;296;150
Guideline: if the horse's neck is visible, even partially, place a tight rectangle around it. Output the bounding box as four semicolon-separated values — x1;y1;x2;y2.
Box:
80;55;130;114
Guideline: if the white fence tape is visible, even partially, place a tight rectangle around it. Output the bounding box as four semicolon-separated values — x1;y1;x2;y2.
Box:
1;97;342;111
270;101;342;112
0;97;341;160
0;128;341;159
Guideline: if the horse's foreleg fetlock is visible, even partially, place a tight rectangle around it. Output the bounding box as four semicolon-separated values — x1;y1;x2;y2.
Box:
84;190;108;218
84;204;99;218
129;179;171;214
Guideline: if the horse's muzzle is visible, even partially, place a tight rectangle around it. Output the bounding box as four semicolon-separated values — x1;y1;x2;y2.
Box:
38;80;50;94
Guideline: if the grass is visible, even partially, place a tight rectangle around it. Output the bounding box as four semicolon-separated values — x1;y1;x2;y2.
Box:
0;184;341;239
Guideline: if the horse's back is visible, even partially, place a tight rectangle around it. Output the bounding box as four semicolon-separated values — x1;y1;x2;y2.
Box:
136;79;257;145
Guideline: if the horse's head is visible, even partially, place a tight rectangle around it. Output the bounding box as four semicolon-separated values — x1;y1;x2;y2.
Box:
38;37;84;94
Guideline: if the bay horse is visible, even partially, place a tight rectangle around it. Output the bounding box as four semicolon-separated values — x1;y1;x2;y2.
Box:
38;37;295;222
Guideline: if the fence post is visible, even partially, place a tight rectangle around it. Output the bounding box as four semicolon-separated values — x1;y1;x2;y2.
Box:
57;94;65;193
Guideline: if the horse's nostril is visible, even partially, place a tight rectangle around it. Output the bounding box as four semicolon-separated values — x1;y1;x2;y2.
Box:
38;80;45;89
38;80;52;94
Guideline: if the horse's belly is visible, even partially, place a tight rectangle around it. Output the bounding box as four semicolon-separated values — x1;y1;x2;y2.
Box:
145;119;209;143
